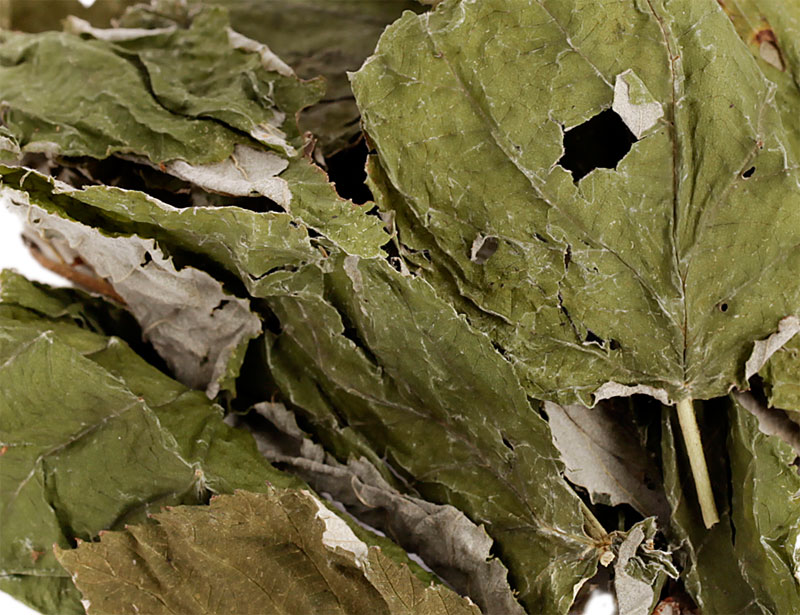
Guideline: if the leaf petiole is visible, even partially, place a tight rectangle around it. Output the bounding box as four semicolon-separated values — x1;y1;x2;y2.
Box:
676;398;720;528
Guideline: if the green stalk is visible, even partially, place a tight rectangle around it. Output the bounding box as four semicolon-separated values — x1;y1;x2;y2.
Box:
676;398;719;528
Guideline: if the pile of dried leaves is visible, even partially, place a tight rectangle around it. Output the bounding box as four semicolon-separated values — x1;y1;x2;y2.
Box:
1;1;799;614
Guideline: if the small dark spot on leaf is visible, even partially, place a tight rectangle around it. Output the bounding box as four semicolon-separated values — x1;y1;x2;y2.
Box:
491;340;509;358
742;166;755;179
534;232;549;243
501;435;514;451
564;245;572;271
609;339;621;351
141;252;153;267
558;109;637;182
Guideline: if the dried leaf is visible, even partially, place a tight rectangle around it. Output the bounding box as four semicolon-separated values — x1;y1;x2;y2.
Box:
544;400;669;521
55;489;481;615
0;276;297;613
662;395;800;613
352;0;800;405
760;333;800;411
167;0;425;154
249;401;525;615
612;518;677;615
3;183;262;397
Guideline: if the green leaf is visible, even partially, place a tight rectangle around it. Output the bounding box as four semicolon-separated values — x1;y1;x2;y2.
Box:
662;395;800;613
247;401;526;615
3;0;136;33
760;333;800;410
0;281;297;612
0;6;321;165
1;169;606;611
352;0;800;405
727;394;800;613
261;253;602;613
171;0;424;155
0;576;83;615
55;489;481;615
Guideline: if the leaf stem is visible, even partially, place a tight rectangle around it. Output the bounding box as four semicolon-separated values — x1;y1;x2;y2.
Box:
675;398;719;528
579;500;607;541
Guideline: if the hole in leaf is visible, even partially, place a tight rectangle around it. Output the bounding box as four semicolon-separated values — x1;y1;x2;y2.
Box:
324;139;373;204
742;166;755;179
501;434;514;451
719;302;729;312
609;339;621;351
584;330;605;346
212;299;230;313
140;251;152;267
470;235;499;264
558;109;637;182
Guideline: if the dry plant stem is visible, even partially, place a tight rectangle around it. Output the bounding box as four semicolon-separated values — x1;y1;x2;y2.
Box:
579;500;607;541
676;398;720;528
26;238;125;304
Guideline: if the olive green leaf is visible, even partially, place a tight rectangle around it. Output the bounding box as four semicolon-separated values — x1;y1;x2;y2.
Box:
715;0;800;160
543;400;669;521
662;395;800;613
352;0;800;406
0;5;322;165
760;333;800;410
727;394;800;613
0;576;83;615
55;489;480;615
166;0;425;155
261;253;603;613
4;165;610;612
0;279;298;613
247;401;525;615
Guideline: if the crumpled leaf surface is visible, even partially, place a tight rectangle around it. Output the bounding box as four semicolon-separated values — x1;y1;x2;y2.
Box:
260;253;602;613
1;167;606;612
0;6;321;164
3;181;263;398
0;273;298;613
248;401;525;615
662;395;800;613
0;3;389;257
55;489;481;615
543;400;669;521
760;333;800;411
611;518;677;615
352;0;800;405
162;0;425;155
727;394;800;612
